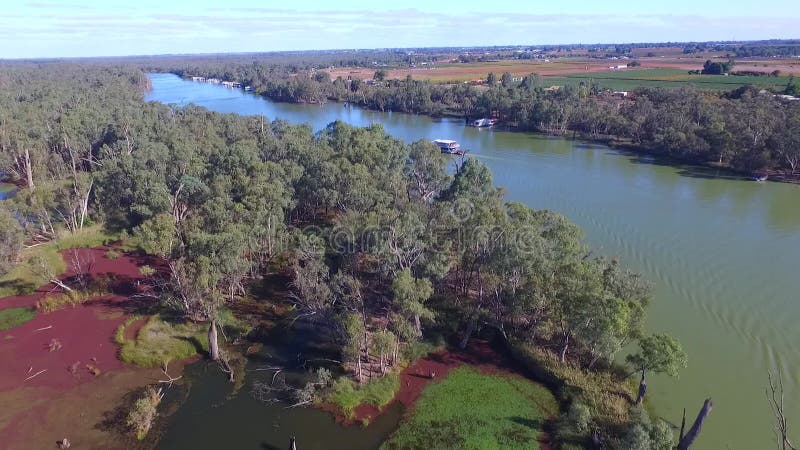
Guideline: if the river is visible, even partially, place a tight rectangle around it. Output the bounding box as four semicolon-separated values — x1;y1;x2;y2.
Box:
146;73;800;449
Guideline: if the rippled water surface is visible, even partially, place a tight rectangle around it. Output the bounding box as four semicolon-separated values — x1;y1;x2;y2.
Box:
147;73;800;449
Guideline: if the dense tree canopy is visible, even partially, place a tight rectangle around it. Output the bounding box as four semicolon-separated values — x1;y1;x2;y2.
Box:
0;61;693;448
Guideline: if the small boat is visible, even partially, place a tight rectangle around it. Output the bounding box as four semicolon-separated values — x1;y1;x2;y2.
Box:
753;175;768;182
470;118;495;128
433;139;466;155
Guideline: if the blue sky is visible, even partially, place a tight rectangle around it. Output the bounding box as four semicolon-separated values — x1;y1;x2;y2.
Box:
1;0;798;58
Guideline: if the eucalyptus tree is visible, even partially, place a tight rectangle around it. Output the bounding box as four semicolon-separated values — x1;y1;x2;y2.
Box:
627;333;688;404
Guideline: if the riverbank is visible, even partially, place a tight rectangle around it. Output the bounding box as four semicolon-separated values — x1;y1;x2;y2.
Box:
202;73;797;186
143;72;800;449
321;340;558;449
0;245;191;449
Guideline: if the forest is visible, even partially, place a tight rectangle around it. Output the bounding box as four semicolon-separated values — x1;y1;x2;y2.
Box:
162;59;800;176
0;61;715;449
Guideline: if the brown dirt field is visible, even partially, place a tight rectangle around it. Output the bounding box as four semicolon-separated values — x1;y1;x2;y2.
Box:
0;246;172;450
323;340;554;449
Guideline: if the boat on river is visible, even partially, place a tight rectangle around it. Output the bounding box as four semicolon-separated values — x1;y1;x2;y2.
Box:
470;118;496;127
433;139;466;155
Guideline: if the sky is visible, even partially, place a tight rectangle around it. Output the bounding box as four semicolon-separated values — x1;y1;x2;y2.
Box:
0;0;798;58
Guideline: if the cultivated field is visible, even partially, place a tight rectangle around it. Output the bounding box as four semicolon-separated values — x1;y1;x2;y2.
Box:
326;54;800;91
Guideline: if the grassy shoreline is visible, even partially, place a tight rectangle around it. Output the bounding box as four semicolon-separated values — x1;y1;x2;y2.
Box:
382;366;558;450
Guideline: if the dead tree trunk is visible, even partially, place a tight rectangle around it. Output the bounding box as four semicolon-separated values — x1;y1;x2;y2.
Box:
208;320;219;361
635;368;647;405
288;435;297;450
560;333;570;362
24;147;34;191
677;398;713;450
767;371;797;450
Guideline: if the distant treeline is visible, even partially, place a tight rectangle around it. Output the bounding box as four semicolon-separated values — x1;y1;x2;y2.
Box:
162;59;800;174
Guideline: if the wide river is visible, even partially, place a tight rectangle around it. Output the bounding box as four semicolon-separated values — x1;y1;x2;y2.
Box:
147;73;800;449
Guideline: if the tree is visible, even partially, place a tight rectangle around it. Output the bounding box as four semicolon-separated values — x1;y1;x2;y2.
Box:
289;234;334;321
486;72;497;86
373;69;387;82
626;333;688;404
501;72;513;88
0;206;24;275
391;269;434;338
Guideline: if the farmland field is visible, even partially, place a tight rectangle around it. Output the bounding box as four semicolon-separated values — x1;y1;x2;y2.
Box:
541;68;794;91
327;56;800;91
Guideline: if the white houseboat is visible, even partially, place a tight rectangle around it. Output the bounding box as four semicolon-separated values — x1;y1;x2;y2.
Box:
470;118;495;127
433;139;466;155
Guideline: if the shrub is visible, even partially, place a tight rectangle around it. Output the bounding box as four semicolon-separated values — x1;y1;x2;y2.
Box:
0;225;119;297
0;307;36;331
117;315;208;367
326;372;400;418
567;402;592;434
402;337;446;364
139;265;156;276
126;386;162;440
36;283;110;312
105;249;122;260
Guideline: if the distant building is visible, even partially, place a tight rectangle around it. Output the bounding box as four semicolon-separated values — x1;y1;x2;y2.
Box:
612;91;629;97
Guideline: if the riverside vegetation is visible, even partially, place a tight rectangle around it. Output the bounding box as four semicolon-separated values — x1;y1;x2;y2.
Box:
163;53;800;178
0;60;730;449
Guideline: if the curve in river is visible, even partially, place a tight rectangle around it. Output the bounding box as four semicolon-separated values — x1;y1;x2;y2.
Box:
146;73;800;449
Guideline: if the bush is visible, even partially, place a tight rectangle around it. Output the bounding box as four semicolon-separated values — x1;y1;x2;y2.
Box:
326;372;400;418
36;282;110;312
402;337;446;364
139;265;156;276
117;315;208;367
0;225;118;297
0;206;24;276
105;249;122;259
127;386;162;440
567;402;592;434
0;307;36;331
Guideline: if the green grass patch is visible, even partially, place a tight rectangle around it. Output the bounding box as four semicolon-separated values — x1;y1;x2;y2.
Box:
0;307;36;331
0;183;15;194
382;367;558;450
0;225;119;298
117;315;208;367
326;372;400;419
115;315;142;345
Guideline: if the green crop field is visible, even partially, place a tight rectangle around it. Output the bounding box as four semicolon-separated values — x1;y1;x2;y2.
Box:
542;68;793;91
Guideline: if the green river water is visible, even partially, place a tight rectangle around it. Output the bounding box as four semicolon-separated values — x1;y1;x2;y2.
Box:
146;73;800;449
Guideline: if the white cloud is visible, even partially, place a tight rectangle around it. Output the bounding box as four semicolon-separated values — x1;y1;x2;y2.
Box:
1;6;798;58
